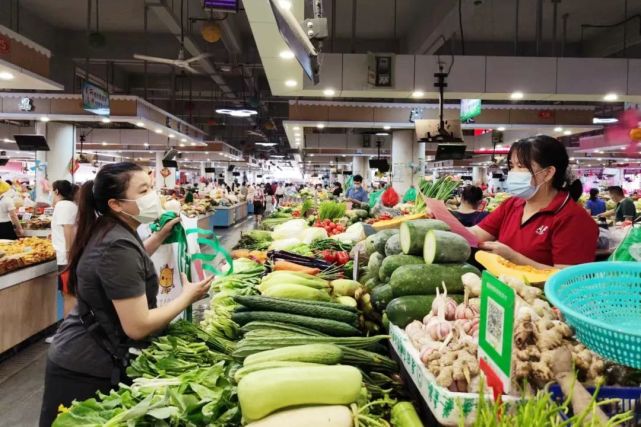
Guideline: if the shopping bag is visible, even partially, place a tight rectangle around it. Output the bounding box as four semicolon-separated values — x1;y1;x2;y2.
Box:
609;224;641;261
368;189;384;208
402;186;417;203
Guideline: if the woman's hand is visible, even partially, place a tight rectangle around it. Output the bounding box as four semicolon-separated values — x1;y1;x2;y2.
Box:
180;272;213;303
479;241;519;262
159;217;181;237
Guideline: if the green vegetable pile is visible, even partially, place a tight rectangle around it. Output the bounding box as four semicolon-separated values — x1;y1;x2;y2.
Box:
234;230;272;250
413;176;461;213
318;200;347;220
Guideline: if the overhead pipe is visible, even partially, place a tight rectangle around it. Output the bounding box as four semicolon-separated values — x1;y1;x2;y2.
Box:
552;0;561;56
513;0;519;56
535;0;543;56
351;0;357;53
561;13;569;56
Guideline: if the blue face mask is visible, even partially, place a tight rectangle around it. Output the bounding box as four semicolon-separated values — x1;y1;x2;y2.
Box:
505;169;546;200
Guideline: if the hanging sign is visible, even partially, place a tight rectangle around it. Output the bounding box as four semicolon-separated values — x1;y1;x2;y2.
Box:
81;80;110;115
0;35;10;54
460;99;482;121
478;271;516;398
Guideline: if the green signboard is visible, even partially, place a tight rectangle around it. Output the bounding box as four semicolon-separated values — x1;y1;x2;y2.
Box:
460;99;482;121
478;271;516;394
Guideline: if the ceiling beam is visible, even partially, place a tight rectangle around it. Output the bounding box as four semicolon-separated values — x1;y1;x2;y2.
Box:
402;0;461;54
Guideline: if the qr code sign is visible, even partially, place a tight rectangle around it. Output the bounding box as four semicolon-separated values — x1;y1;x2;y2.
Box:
485;298;504;354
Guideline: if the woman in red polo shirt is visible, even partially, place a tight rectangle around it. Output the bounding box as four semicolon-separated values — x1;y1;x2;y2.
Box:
470;135;598;268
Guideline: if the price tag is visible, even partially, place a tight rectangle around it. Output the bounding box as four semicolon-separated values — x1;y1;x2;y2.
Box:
352;250;359;281
478;271;516;398
22;212;32;221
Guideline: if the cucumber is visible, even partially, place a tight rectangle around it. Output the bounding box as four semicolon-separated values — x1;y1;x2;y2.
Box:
385;295;436;328
244;344;343;366
400;219;450;255
287;297;359;313
364;277;381;292
367;252;385;279
234;296;358;324
371;284;394;310
231;311;362;336
379;254;424;281
240;321;329;336
261;283;331;301
369;229;399;254
390;263;481;297
385;234;402;256
423;230;471;264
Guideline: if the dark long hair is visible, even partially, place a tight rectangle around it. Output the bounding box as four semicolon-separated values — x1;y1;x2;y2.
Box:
589;188;599;201
509;135;582;201
461;185;484;208
66;162;142;295
52;180;77;201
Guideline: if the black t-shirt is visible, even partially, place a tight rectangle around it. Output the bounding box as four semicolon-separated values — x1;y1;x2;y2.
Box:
333;187;342;197
452;210;489;227
49;222;158;378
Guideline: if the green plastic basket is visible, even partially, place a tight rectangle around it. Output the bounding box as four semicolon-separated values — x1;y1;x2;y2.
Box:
545;262;641;368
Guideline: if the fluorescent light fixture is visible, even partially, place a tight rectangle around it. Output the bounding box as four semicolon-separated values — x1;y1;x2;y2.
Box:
155;129;163;134
216;108;258;118
554;126;563;132
563;130;572;135
296;142;300;146
497;126;506;131
271;155;285;158
101;141;108;146
168;134;175;138
101;117;111;123
190;142;196;146
0;71;14;80
510;91;524;100
593;117;619;124
285;79;297;87
570;157;575;161
143;143;149;147
279;50;295;59
136;121;145;127
3;138;14;143
376;132;389;136
316;123;325;129
597;158;603;161
411;90;424;98
342;154;346;157
180;143;185;147
293;126;300;131
310;154;314;157
383;125;391;130
180;138;187;142
603;93;618;102
323;88;336;96
278;0;292;9
256;142;278;146
40;116;50;122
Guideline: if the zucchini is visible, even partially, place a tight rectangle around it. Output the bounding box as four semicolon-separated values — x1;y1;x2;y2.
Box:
290;298;359;313
234;296;358;324
370;229;399;254
336;296;358;308
260;283;331;301
240;321;329;336
379;254;424;281
367;252;385;278
385;234;402;256
234;361;323;383
399;219;450;255
238;365;362;421
371;284;394;310
385;295;436;328
423;229;471;264
330;279;360;297
232;335;389;358
231;311;362;336
339;346;398;372
261;271;330;289
391;401;425;427
244;343;343;366
390;263;481;297
245;405;353;427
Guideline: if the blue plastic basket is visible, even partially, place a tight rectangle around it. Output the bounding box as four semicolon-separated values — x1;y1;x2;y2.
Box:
549;384;641;425
545;262;641;368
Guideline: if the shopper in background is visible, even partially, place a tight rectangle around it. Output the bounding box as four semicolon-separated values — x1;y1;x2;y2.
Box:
470;135;598;268
332;181;343;197
274;182;285;208
263;182;274;213
600;186;637;222
345;175;369;207
253;184;266;225
452;185;489;227
585;188;606;217
239;182;248;200
51;180;79;319
0;180;23;239
40;163;212;426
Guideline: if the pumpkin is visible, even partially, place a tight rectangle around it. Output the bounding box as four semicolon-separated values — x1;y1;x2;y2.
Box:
475;250;558;283
371;212;426;231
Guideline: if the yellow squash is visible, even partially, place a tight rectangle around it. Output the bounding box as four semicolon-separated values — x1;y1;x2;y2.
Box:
475;250;558;283
372;213;426;231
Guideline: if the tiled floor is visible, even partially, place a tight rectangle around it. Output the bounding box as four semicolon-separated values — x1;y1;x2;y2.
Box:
0;217;254;427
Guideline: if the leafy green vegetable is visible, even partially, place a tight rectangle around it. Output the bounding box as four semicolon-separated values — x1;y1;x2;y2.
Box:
413;176;461;213
318;201;347;220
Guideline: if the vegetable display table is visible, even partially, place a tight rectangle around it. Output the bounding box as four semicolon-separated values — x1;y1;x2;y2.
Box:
212;202;247;227
0;260;58;354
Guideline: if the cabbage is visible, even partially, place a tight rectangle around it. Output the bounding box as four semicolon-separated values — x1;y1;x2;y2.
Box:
331;223;366;244
300;227;328;244
271;219;309;240
268;238;302;251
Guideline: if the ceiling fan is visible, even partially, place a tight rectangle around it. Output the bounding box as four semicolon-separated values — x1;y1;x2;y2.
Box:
133;0;210;74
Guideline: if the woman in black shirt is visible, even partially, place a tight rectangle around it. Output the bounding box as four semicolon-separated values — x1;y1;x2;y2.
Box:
452;185;489;227
39;163;212;426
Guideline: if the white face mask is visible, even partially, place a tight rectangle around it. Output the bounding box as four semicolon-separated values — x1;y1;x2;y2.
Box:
120;191;162;224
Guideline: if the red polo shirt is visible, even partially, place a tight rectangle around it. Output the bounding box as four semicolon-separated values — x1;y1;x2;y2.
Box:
478;191;598;266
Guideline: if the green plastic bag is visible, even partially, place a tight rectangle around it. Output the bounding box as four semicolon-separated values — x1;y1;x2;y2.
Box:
402;186;417;203
609;225;641;261
369;189;384;208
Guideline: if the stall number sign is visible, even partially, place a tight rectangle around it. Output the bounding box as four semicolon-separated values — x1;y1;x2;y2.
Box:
478;271;515;397
81;80;110;115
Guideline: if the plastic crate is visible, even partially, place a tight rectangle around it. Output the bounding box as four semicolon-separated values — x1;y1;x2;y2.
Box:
548;384;641;425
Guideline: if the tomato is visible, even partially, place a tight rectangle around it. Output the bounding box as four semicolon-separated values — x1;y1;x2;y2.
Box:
322;250;337;263
336;251;350;265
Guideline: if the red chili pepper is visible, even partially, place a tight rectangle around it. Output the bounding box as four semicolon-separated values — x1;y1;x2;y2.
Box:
336;251;350;265
322;250;337;263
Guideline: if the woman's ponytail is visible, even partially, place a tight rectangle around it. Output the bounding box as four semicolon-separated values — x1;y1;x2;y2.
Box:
66;181;98;295
567;179;583;202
